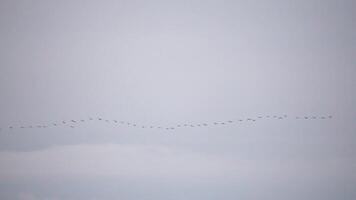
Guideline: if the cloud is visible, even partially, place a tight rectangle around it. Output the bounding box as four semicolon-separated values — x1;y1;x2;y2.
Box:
1;143;354;184
0;144;237;181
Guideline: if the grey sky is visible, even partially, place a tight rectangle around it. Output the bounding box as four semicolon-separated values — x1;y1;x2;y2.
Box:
0;0;355;199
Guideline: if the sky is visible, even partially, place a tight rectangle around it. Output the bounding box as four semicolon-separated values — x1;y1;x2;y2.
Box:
0;0;355;199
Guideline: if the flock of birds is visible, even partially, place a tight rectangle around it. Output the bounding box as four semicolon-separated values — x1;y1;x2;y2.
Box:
0;114;333;132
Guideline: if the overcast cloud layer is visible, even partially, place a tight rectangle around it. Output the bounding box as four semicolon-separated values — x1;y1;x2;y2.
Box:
0;0;355;199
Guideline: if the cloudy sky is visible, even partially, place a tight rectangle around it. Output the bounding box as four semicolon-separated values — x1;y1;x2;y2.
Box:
0;0;355;199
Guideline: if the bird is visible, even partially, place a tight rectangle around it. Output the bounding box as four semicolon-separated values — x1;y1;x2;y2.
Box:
71;120;76;123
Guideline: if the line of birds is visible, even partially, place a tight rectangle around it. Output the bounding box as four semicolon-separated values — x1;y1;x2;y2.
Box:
0;114;333;132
